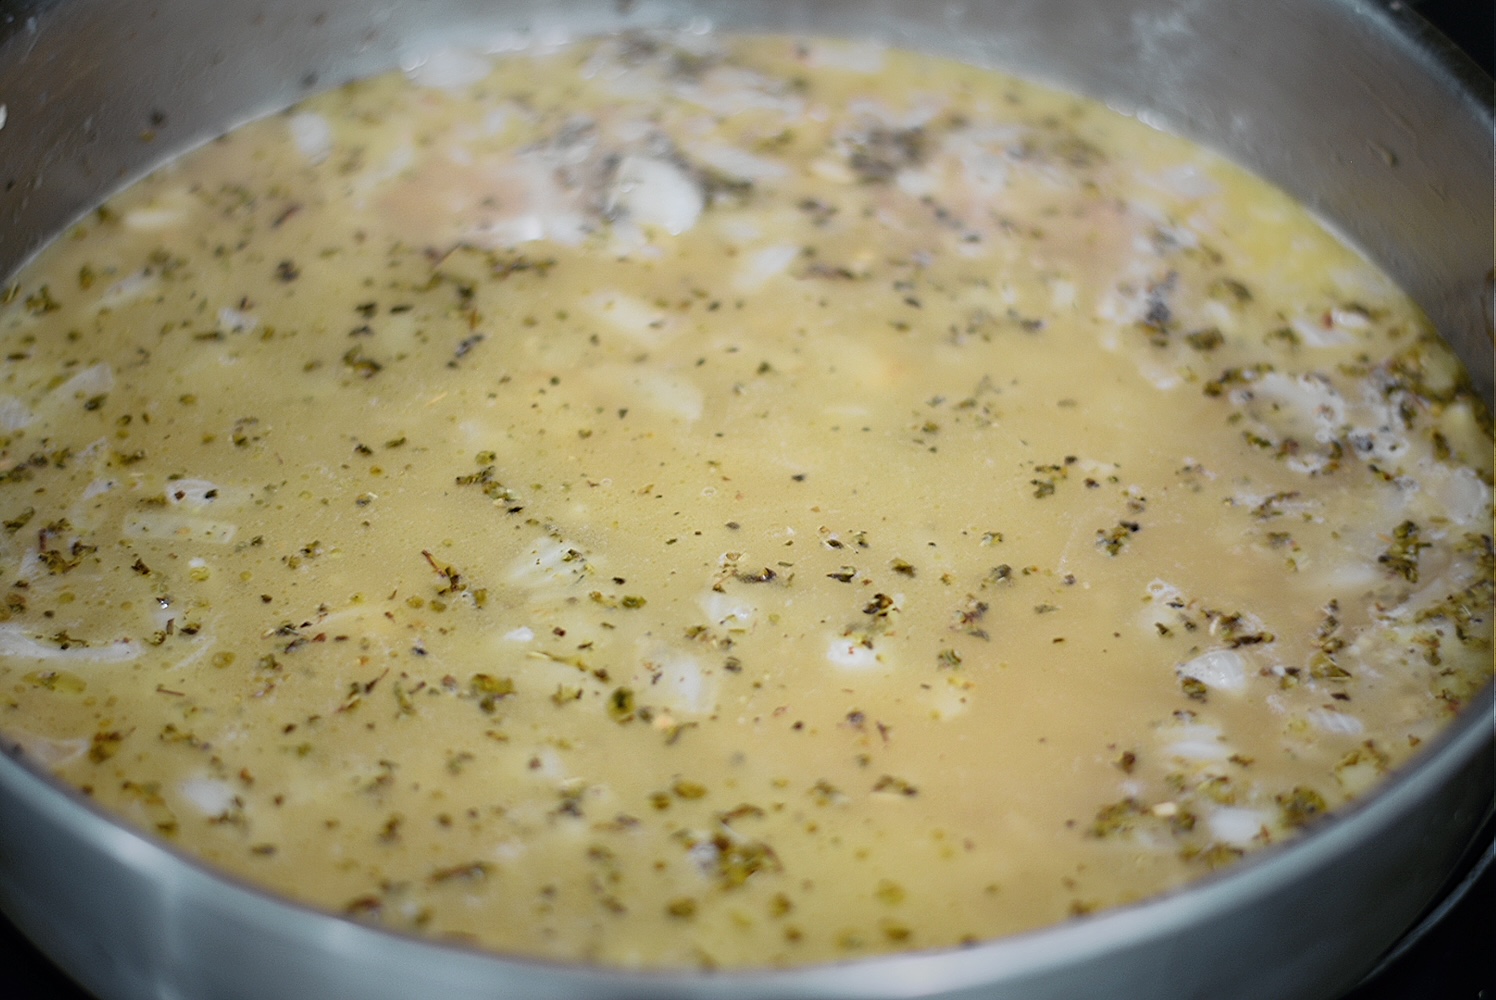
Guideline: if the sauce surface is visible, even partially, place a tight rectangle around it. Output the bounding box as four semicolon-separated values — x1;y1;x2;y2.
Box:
0;34;1491;969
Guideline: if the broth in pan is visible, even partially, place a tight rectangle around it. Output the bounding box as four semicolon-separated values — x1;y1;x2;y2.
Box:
0;34;1490;968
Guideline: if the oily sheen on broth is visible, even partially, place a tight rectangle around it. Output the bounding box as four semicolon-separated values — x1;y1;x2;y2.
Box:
0;33;1490;969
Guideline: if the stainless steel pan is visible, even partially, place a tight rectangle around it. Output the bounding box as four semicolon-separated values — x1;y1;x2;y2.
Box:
0;2;1491;998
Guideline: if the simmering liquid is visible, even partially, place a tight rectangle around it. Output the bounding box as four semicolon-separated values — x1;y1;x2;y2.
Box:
0;34;1490;968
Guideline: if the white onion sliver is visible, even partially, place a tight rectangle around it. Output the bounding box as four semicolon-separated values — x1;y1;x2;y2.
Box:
0;396;33;432
735;243;798;292
122;514;238;545
52;363;114;403
3;731;88;767
0;626;140;663
686;142;790;182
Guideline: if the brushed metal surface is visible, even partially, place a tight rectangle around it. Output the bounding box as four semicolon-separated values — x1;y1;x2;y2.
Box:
0;3;1491;998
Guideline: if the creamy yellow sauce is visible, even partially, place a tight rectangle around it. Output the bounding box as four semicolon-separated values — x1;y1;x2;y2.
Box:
0;35;1491;969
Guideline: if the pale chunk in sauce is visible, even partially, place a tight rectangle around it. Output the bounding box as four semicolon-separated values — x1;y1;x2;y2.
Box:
0;35;1491;969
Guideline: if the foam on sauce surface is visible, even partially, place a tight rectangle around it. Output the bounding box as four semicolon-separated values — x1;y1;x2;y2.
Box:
0;35;1491;968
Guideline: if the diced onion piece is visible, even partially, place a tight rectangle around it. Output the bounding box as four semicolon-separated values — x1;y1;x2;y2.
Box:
288;112;334;164
1177;649;1249;694
180;778;238;816
1208;807;1269;846
701;592;757;629
828;637;879;669
1308;708;1364;735
609;156;703;235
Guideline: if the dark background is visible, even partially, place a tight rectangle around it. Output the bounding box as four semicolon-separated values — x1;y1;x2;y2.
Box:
1406;0;1493;75
2;1;1493;997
